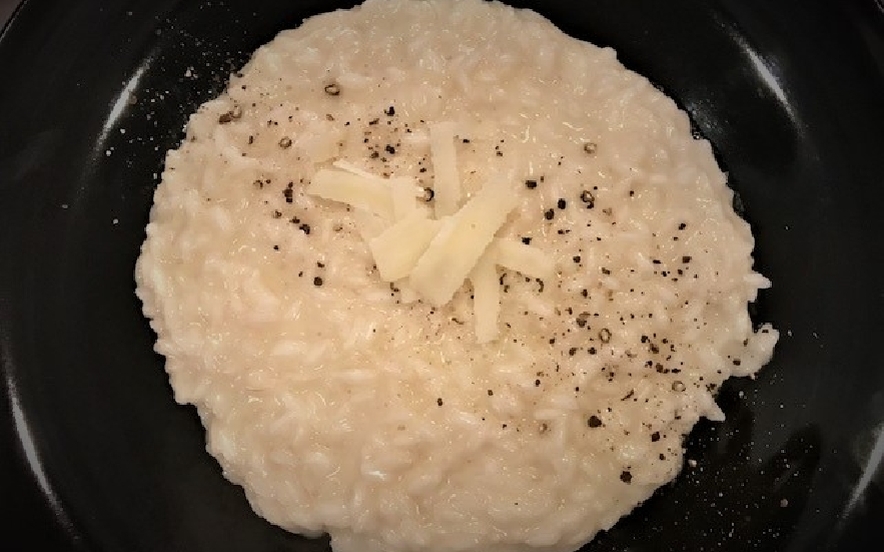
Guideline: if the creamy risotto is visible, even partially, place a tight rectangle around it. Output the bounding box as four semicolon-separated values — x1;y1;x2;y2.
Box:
134;0;778;551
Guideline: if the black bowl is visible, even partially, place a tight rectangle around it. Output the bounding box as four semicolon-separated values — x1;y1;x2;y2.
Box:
1;1;883;550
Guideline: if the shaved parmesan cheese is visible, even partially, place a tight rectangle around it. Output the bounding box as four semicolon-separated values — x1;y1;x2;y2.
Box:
390;177;423;221
307;168;394;220
332;159;383;180
470;253;501;343
352;209;389;242
409;181;518;307
489;238;556;280
369;216;443;282
430;122;461;218
308;156;556;343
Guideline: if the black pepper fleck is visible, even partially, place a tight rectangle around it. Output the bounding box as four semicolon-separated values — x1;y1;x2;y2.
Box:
218;105;242;124
576;312;590;328
599;328;612;343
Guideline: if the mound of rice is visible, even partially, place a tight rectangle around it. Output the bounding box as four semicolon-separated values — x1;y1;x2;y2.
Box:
134;1;778;551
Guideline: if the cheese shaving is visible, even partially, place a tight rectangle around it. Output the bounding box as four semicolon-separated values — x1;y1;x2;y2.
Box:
307;168;395;220
352;210;388;242
332;159;382;180
389;177;423;221
429;122;461;218
409;180;518;307
369;216;443;282
489;238;556;280
470;253;501;344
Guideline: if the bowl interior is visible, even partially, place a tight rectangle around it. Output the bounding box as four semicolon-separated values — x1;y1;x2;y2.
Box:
1;0;882;550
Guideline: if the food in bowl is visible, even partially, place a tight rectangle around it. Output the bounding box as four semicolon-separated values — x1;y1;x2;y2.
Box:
134;0;778;550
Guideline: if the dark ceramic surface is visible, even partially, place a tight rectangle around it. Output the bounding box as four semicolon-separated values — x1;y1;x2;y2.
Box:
1;1;882;550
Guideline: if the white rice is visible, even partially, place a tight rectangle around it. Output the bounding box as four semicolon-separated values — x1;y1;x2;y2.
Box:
134;1;778;551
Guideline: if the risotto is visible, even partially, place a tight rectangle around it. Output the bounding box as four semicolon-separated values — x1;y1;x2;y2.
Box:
134;0;778;551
